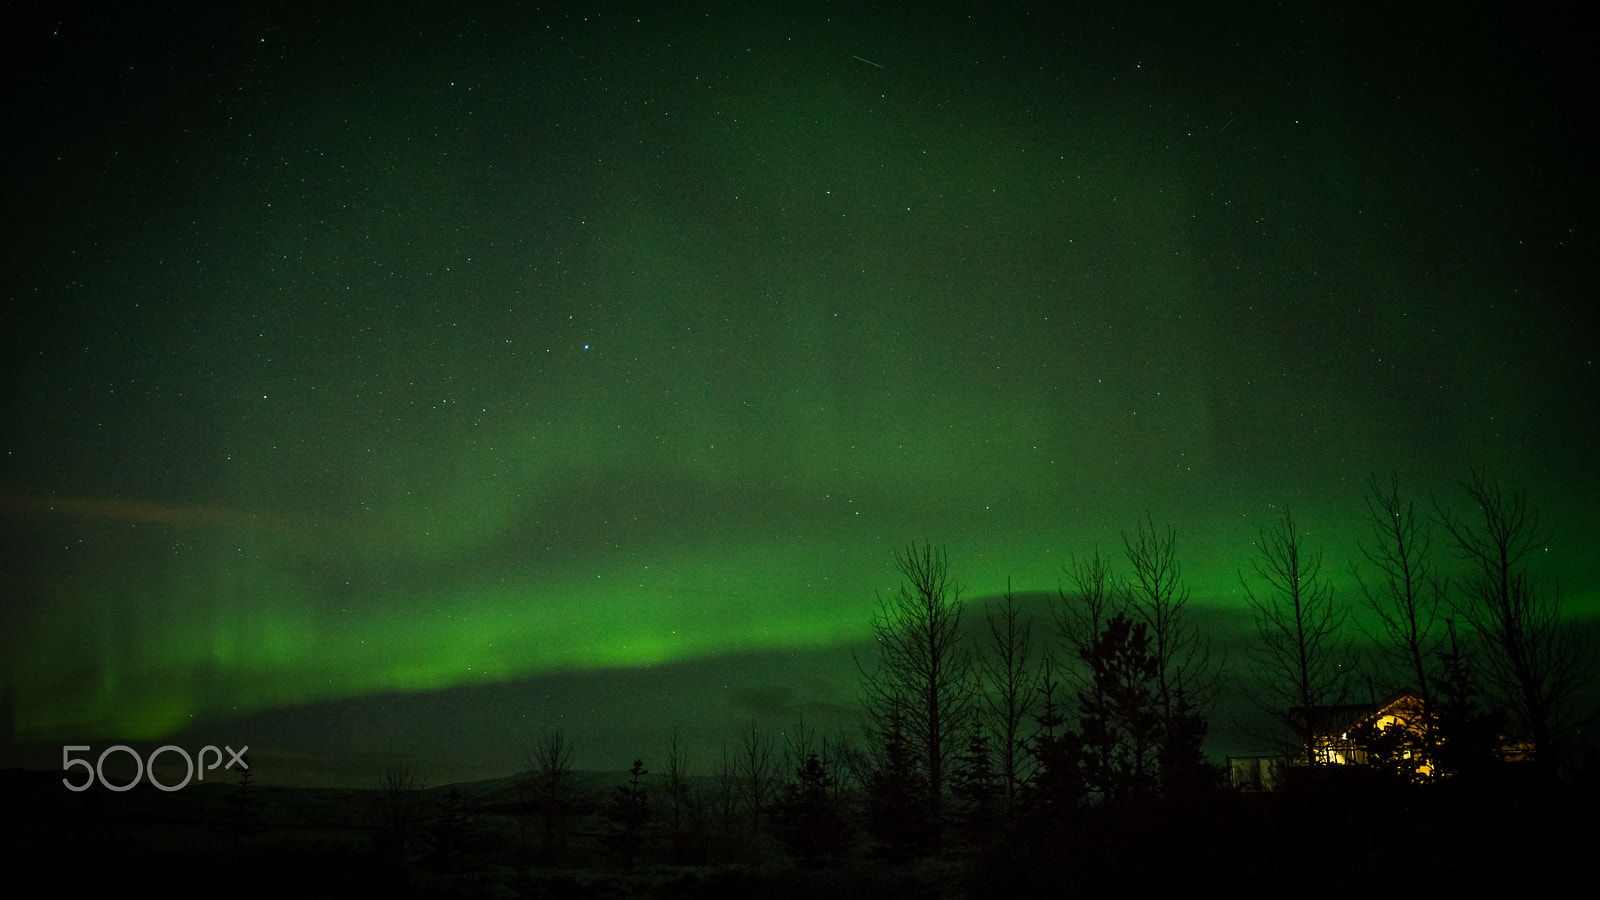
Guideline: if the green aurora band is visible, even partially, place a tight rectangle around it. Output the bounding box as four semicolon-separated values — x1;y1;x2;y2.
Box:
4;3;1595;752
10;467;1595;744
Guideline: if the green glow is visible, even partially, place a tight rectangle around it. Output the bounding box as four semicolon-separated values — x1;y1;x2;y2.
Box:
5;4;1593;756
14;475;1590;744
11;519;891;741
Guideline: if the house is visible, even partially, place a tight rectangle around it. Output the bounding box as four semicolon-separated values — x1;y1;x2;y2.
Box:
1294;688;1432;770
1229;687;1530;791
1229;688;1432;791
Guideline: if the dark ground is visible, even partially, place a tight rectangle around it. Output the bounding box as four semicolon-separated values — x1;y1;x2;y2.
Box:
3;763;1594;898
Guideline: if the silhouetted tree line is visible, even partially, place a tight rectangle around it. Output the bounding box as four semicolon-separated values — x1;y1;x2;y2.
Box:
406;469;1592;883
37;471;1588;896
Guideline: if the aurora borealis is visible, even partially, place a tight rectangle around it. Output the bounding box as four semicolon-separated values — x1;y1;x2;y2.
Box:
3;1;1595;784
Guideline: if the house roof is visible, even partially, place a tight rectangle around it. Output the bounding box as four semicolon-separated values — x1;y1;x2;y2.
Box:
1290;687;1426;737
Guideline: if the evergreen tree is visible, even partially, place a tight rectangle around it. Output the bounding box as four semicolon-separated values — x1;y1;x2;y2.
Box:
1024;726;1088;825
1351;716;1431;787
224;753;262;847
1021;651;1088;824
1430;620;1507;781
602;760;652;870
428;785;476;871
864;706;931;860
1033;655;1068;743
1156;689;1216;799
773;751;850;863
949;724;1000;841
1076;612;1163;803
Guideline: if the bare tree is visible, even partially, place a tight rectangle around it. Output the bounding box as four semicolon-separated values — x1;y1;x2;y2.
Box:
976;580;1037;812
737;722;777;825
522;727;577;863
1354;473;1446;698
1118;515;1219;794
781;710;818;777
659;726;696;849
858;542;973;819
1119;514;1219;727
375;761;427;860
830;729;875;805
711;743;741;842
1055;549;1118;671
1040;549;1113;771
1437;470;1589;772
1242;507;1350;766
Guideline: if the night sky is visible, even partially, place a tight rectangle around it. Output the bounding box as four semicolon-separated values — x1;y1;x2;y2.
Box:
3;1;1595;786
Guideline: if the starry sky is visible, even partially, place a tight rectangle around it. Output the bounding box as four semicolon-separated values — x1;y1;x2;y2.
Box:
2;1;1595;785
